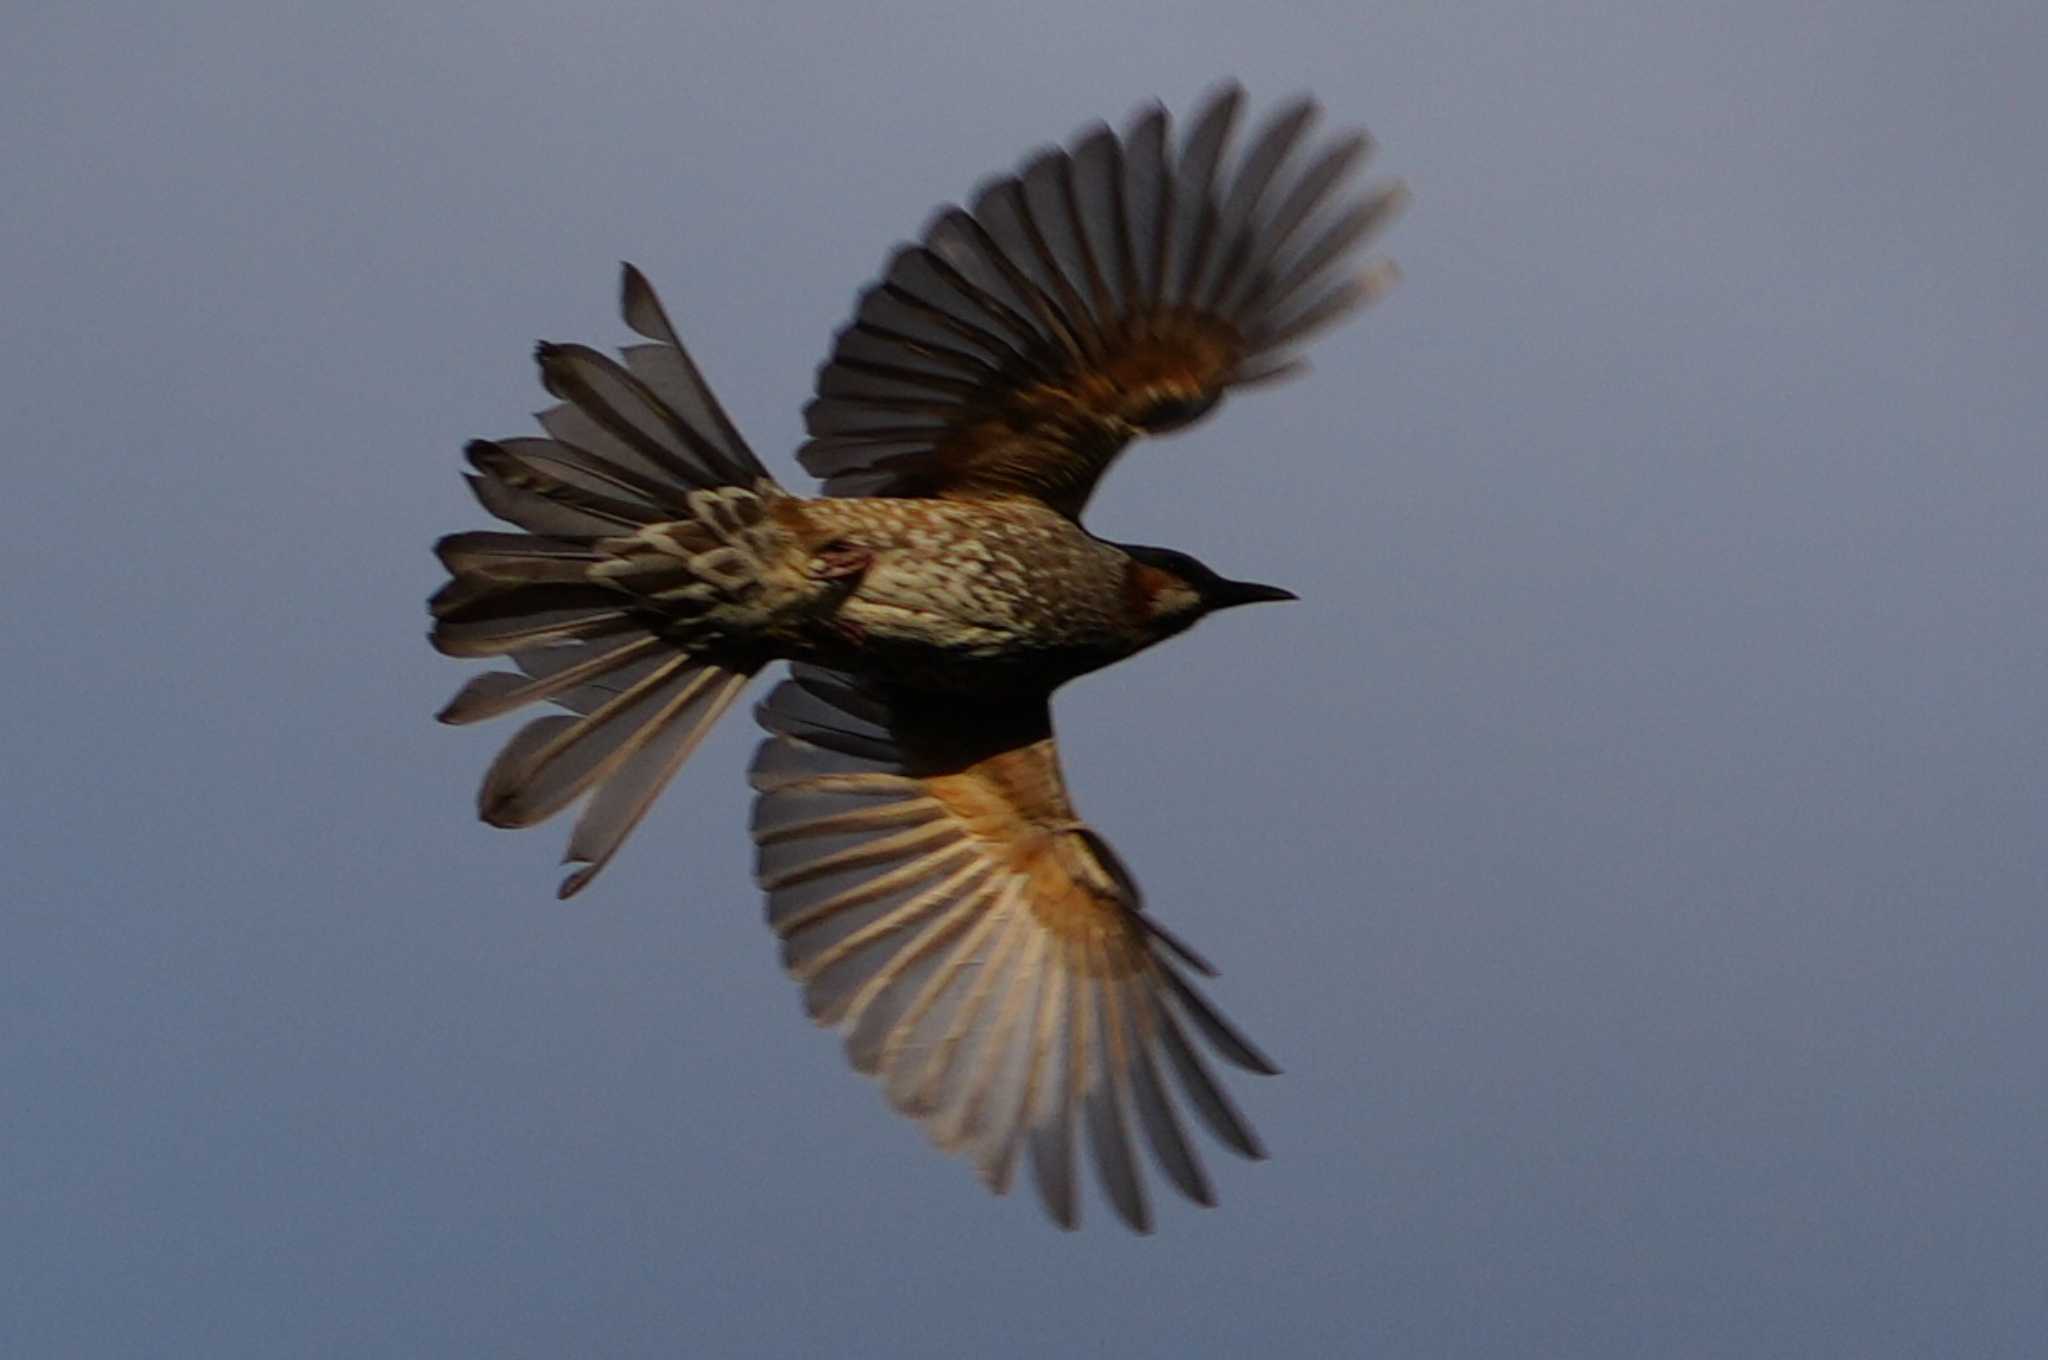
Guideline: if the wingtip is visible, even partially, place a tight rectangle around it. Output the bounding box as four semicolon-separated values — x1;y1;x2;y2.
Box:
1139;914;1221;977
1235;1030;1284;1079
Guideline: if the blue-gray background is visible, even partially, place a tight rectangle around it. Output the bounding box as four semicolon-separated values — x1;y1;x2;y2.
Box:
7;3;2043;1355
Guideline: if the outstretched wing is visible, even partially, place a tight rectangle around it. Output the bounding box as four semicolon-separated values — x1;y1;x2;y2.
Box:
799;82;1406;518
749;667;1277;1232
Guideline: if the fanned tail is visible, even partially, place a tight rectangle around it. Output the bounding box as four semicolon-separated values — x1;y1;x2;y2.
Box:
430;265;775;895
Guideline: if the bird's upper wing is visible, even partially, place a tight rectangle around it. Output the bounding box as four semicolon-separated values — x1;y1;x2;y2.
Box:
798;82;1406;519
750;666;1276;1232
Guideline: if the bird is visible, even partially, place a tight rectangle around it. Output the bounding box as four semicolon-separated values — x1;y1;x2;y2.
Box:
429;82;1405;1232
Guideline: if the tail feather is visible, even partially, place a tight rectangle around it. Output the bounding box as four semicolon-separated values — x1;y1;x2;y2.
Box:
429;582;638;657
466;651;755;898
434;531;597;584
477;654;712;828
464;442;650;537
437;634;666;725
511;637;677;713
428;533;632;659
534;343;735;496
434;542;762;897
556;666;754;897
484;435;681;518
431;264;778;893
619;261;762;484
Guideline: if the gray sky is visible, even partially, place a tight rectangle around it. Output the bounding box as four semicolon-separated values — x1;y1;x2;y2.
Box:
7;2;2045;1355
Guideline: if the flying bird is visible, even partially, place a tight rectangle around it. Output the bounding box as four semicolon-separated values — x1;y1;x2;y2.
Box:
430;83;1405;1232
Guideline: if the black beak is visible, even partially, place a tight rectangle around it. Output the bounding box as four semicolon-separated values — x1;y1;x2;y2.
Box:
1212;578;1299;609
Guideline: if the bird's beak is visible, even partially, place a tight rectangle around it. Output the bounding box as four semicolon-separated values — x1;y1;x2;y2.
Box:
1213;578;1299;609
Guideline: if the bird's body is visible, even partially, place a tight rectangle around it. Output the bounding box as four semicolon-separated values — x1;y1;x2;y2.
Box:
617;489;1167;686
430;83;1404;1231
786;494;1151;688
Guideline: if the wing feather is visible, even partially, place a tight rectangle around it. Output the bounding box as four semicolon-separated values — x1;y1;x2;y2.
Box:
749;670;1274;1231
798;84;1402;517
1120;974;1214;1206
1083;932;1153;1231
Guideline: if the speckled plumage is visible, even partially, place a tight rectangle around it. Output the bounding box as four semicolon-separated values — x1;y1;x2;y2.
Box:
608;489;1162;690
796;496;1134;657
429;83;1404;1233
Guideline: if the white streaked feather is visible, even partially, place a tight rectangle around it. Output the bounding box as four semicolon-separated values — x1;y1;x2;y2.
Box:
807;871;996;1028
969;926;1054;1193
781;854;987;978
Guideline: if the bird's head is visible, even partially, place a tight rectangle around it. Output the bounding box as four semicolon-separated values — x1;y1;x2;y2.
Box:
1120;543;1297;637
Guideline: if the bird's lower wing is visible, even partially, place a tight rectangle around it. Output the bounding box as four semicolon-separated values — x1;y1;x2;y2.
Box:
749;666;1276;1232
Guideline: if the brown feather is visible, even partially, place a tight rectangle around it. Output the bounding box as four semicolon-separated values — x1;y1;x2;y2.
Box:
798;84;1404;518
748;672;1273;1231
